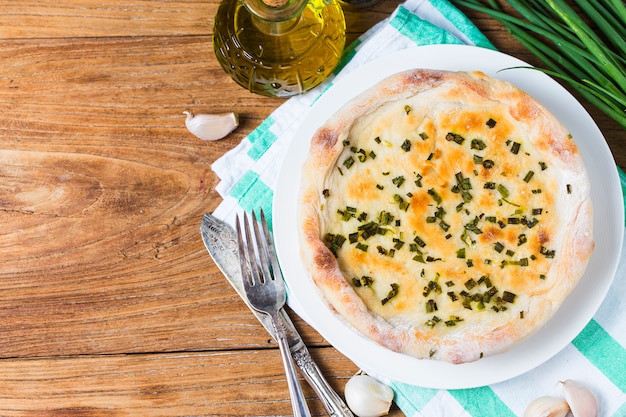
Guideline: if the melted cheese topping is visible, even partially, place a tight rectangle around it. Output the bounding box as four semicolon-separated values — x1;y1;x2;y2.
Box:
320;92;564;335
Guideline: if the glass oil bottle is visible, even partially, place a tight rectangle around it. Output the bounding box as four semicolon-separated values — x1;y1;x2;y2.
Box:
213;0;346;97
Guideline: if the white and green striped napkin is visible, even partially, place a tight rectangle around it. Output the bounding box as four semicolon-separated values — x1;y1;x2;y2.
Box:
211;0;626;415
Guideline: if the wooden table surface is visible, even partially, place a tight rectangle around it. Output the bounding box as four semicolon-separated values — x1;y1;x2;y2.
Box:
0;1;623;416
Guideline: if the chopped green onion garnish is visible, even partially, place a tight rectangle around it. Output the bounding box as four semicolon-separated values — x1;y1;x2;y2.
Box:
502;291;516;303
414;173;423;187
413;235;426;248
380;283;400;305
425;299;438;313
413;253;425;263
392;176;405;187
464;278;477;290
393;194;410;211
482;159;495;169
428;188;442;205
355;242;368;252
523;171;535;183
471;138;487;150
540;246;556;258
446;132;465;145
497;184;509;199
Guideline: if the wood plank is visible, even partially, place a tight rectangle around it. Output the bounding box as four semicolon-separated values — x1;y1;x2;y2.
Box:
0;36;216;307
0;230;331;357
0;1;403;42
0;1;216;39
0;347;404;416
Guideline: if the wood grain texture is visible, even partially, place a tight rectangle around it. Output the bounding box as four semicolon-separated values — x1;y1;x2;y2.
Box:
0;348;395;417
0;1;215;39
0;0;623;415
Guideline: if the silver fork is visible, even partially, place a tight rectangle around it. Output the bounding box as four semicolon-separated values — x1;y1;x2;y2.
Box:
236;209;311;417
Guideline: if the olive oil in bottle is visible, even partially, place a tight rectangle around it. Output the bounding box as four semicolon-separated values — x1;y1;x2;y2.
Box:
213;0;346;97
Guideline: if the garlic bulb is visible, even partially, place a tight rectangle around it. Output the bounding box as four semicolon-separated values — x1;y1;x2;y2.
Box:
523;396;570;417
344;373;394;417
561;380;598;417
183;111;239;141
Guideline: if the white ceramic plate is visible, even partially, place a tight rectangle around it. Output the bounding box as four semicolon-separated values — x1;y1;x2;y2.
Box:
273;45;624;389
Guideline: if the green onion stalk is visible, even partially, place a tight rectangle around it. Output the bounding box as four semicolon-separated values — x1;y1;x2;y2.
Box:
452;0;626;130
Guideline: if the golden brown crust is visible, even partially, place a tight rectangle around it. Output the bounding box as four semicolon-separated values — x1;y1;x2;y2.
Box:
298;69;593;363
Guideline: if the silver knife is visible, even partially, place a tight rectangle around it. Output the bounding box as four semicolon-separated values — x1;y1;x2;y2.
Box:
200;213;354;417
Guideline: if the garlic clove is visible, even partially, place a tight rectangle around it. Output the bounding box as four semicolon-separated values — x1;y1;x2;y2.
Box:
561;380;598;417
344;373;394;417
523;396;570;417
183;111;239;141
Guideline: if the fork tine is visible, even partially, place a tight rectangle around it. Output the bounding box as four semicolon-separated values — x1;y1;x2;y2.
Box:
250;210;273;283
259;209;283;281
243;212;264;287
235;214;251;286
236;213;259;287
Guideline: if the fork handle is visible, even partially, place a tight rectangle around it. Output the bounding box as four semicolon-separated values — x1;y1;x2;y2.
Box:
272;315;312;417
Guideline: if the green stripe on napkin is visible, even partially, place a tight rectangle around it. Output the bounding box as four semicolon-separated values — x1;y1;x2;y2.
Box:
389;382;438;412
229;171;274;227
390;4;494;49
391;6;464;45
450;386;516;417
572;319;626;391
247;117;277;161
430;0;493;48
